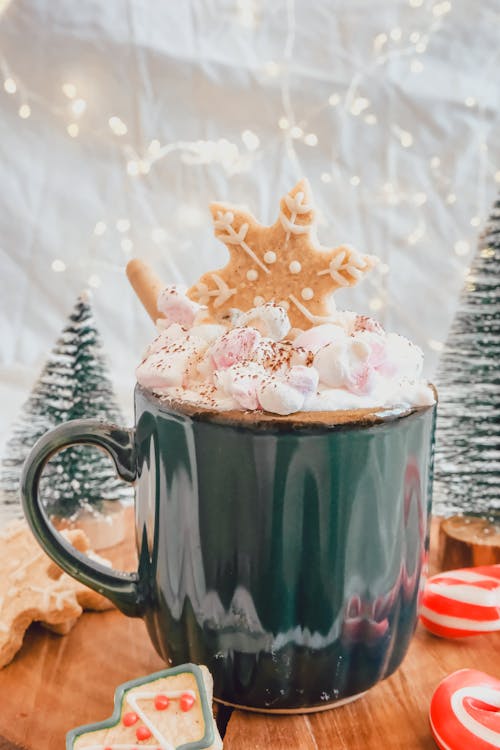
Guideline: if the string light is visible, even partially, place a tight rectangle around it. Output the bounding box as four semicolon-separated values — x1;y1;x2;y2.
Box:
395;127;414;148
470;216;481;227
364;114;377;125
446;193;457;204
350;175;361;186
432;1;452;18
413;192;427;206
116;218;131;233
148;139;161;155
465;96;476;108
328;93;340;106
321;173;332;183
480;247;495;259
67;123;79;137
304;133;318;146
71;98;86;117
127;161;140;176
430;156;441;168
18;104;30;119
4;77;16;93
290;125;303;138
51;259;66;272
62;83;77;99
108;116;127;136
94;221;107;235
373;33;387;54
241;129;260;150
278;116;289;129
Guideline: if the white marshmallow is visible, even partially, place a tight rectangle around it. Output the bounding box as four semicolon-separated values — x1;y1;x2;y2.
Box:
136;340;199;389
257;379;306;415
239;303;291;341
293;324;346;354
189;324;228;344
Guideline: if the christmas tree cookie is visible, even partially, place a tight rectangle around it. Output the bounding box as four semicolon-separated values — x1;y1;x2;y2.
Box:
67;664;222;749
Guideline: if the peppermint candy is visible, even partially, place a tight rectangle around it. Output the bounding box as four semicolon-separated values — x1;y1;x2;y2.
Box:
420;564;500;638
429;669;500;750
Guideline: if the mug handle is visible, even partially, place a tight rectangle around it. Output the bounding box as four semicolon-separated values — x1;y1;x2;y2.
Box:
21;419;146;617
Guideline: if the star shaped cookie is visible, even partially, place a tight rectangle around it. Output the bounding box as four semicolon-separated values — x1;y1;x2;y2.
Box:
187;179;376;329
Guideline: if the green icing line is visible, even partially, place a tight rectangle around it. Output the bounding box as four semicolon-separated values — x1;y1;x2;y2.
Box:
66;663;215;750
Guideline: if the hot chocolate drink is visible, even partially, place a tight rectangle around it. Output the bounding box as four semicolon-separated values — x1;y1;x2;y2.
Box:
22;179;437;713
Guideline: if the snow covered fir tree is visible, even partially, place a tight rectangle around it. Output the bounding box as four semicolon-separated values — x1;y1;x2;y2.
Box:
1;292;133;522
434;196;500;521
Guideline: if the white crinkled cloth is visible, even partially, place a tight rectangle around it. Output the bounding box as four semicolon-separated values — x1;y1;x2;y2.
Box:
0;0;498;447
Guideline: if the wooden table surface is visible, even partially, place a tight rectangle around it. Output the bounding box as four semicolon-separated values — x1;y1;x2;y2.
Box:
0;518;498;750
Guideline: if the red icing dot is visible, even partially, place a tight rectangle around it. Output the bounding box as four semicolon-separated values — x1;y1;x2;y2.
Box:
136;725;152;741
123;711;139;726
180;692;195;712
155;693;170;710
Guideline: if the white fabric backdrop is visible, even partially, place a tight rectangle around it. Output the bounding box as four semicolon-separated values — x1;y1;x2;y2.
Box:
0;0;499;446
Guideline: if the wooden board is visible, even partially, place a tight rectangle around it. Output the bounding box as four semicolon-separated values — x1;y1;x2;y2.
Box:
0;518;498;749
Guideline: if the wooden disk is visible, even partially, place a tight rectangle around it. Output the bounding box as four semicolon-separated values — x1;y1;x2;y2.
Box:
437;515;500;570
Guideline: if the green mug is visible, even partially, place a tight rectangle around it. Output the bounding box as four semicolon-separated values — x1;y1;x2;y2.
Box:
22;384;436;712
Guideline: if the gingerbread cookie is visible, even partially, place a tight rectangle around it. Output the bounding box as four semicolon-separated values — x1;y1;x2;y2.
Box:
187;178;376;329
0;521;113;668
67;663;223;749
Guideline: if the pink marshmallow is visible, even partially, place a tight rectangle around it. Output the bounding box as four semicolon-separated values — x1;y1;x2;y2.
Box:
285;365;319;397
293;324;346;354
210;327;261;370
215;364;263;411
157;286;201;328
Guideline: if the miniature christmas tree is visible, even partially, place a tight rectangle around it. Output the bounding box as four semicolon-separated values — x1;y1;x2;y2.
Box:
1;292;133;522
434;196;500;567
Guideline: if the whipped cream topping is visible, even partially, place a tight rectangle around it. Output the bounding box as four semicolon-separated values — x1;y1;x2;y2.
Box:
136;286;435;416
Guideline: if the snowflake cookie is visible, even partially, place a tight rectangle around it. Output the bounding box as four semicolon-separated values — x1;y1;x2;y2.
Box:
0;521;113;668
66;663;223;750
187;178;376;329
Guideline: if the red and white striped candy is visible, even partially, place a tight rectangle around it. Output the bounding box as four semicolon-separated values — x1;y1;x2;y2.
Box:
429;669;500;750
420;564;500;638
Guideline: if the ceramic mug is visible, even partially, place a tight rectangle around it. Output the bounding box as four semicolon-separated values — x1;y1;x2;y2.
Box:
22;384;436;712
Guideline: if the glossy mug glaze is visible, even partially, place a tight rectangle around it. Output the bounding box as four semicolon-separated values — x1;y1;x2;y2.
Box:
22;384;436;712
